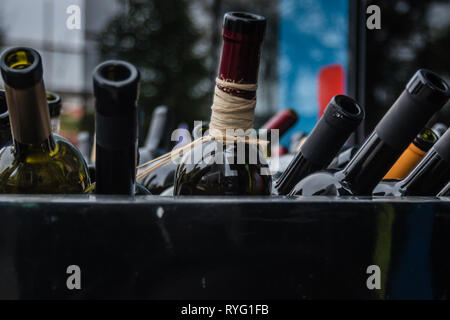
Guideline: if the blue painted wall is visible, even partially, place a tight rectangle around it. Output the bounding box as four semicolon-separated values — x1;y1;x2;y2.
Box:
278;0;349;145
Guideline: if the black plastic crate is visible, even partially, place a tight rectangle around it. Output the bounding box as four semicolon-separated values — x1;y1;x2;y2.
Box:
0;195;449;299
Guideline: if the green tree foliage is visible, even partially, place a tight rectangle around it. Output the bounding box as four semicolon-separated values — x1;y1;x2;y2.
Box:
365;0;450;134
97;0;211;134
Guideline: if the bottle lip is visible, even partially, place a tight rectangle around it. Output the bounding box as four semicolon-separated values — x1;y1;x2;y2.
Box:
406;69;450;107
93;60;140;89
0;47;43;89
330;95;365;122
93;60;140;114
46;91;62;118
223;12;266;40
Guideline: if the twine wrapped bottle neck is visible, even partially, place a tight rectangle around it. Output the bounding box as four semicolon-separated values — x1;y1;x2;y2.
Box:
209;77;258;136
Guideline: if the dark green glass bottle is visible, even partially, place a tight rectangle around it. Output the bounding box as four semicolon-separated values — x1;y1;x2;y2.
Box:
174;12;271;196
0;47;90;194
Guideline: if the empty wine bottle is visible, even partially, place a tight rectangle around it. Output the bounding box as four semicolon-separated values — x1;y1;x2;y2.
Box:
275;95;364;195
328;146;359;170
290;69;450;196
260;109;298;140
138;105;174;165
373;128;450;196
260;108;298;157
47;91;62;134
141;161;177;195
0;90;12;147
174;12;271;196
1;89;64;147
383;127;438;180
0;47;90;193
92;60;149;195
437;182;450;197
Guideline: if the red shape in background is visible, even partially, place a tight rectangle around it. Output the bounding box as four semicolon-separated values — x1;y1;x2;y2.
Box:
318;64;346;118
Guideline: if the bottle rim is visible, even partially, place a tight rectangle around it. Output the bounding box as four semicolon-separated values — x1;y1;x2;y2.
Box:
223;12;266;40
332;95;365;121
93;60;140;89
0;47;43;89
46;91;62;118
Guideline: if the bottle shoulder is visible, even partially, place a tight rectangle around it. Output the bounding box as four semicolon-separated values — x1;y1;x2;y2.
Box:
174;139;272;195
289;169;352;196
0;134;90;194
372;179;399;196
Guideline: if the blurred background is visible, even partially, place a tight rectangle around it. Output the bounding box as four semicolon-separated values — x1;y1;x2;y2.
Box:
0;0;448;148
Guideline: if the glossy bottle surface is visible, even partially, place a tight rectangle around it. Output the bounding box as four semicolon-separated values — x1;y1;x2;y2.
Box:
383;128;438;180
93;60;140;196
141;160;176;195
175;140;271;196
291;69;450;197
0;47;90;194
275;95;364;195
438;182;450;197
374;128;450;196
174;12;270;196
0;135;90;193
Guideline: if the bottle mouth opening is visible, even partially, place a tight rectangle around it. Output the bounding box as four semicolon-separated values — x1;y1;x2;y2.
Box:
46;92;59;104
5;49;36;71
98;63;132;82
424;70;448;92
419;128;438;144
334;95;362;118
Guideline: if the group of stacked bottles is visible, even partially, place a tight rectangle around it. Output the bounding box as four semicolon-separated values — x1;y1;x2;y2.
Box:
0;12;449;198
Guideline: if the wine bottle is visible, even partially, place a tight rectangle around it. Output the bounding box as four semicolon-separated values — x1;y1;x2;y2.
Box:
77;131;92;163
46;91;62;134
260;108;298;157
0;47;90;193
437;182;450;197
275;95;364;195
0;90;12;147
141;161;177;195
1;89;63;146
328;146;359;170
261;109;298;138
174;12;271;196
383;127;438;180
373;128;450;196
193;121;209;140
93;60;146;195
289;131;307;153
138;105;174;165
290;69;450;196
431;122;448;137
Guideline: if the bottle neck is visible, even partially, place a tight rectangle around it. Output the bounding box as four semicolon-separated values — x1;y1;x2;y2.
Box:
399;148;450;196
341;132;403;195
95;106;138;196
13;135;55;158
5;80;52;147
218;28;263;99
275;151;321;195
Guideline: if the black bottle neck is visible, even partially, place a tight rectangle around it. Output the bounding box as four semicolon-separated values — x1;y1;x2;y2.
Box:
275;151;321;195
340;132;403;195
397;149;450;196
